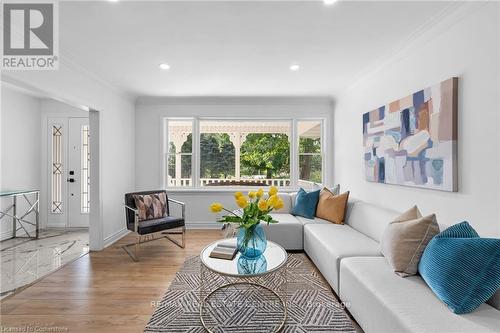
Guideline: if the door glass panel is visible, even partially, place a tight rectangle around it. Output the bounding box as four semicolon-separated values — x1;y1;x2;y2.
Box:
81;125;90;213
52;125;63;213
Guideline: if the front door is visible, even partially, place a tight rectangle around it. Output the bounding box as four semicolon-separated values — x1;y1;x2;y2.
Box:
47;117;90;227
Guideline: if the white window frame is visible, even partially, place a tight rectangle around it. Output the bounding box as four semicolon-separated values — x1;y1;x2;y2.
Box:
162;117;326;190
297;119;325;186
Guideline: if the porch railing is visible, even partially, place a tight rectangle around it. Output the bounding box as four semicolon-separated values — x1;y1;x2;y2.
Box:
167;178;316;188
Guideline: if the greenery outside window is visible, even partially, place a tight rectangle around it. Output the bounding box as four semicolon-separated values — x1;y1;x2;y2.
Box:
166;120;193;187
164;118;324;189
298;120;323;188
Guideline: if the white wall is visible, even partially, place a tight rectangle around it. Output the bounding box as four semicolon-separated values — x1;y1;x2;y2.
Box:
0;87;41;240
2;58;136;248
135;97;334;227
333;3;500;237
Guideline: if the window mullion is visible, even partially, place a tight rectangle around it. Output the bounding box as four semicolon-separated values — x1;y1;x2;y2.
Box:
291;119;299;189
192;118;200;188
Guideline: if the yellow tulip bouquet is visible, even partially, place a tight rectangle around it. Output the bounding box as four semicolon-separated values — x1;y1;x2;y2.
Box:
210;186;283;258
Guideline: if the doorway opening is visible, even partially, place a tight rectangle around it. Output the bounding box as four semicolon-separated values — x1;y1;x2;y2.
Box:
1;82;102;299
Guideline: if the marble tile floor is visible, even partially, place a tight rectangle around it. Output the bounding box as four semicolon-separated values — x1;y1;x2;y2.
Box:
0;228;89;299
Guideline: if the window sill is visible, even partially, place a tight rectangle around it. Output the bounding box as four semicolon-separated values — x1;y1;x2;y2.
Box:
164;187;300;194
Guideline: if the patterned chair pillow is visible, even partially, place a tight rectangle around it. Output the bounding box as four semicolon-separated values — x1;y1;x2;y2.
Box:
133;193;167;222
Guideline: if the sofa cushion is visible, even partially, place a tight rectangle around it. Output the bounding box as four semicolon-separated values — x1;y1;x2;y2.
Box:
346;201;399;242
340;257;500;333
262;213;303;250
418;222;500;314
291;188;320;219
272;193;292;214
303;224;381;292
381;205;439;277
295;216;331;225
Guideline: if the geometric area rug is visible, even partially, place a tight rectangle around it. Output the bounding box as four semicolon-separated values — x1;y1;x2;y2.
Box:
144;253;355;332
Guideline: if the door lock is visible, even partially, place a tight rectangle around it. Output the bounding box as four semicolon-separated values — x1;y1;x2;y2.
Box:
67;178;76;183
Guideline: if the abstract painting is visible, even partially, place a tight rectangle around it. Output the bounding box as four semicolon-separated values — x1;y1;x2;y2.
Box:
363;77;458;192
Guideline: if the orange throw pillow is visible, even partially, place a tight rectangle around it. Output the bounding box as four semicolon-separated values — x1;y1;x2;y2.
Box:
316;189;350;224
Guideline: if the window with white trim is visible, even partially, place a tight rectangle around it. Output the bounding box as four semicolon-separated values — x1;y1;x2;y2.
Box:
298;120;323;187
166;120;193;187
163;118;324;189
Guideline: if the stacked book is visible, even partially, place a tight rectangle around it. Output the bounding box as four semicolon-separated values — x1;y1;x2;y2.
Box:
209;239;238;260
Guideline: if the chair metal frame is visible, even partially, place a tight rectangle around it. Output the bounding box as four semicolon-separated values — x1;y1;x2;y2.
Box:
123;198;186;261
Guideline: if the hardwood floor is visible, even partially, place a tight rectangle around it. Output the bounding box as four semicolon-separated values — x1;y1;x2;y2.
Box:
1;229;363;333
0;229;223;333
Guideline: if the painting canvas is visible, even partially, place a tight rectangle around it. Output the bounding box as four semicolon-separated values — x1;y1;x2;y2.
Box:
363;77;458;192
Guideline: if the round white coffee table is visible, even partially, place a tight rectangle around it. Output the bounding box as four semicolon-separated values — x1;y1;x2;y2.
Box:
199;238;288;332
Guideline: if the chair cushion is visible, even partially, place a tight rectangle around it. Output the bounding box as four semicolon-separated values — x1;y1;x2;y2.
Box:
137;216;184;235
133;192;167;221
381;205;439;277
340;257;500;333
304;224;382;292
291;188;320;219
316;190;350;224
262;214;303;250
418;222;500;314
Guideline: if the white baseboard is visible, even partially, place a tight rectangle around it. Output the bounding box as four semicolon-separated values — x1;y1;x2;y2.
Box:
101;223;217;249
1;226;37;241
1;229;13;241
103;227;130;248
186;222;221;229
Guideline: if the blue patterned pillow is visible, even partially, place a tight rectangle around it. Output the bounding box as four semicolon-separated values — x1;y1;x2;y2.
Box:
418;222;500;314
291;188;320;219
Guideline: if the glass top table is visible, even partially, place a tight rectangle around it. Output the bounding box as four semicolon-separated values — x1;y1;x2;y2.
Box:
200;238;287;277
199;238;288;332
0;189;40;239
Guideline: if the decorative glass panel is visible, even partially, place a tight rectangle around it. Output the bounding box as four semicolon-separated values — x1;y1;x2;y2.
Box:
52;125;63;213
81;125;90;213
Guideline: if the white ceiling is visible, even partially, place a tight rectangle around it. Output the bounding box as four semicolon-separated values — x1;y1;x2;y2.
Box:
59;1;454;98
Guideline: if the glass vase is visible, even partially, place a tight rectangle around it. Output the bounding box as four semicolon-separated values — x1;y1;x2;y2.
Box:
237;255;267;274
237;223;267;259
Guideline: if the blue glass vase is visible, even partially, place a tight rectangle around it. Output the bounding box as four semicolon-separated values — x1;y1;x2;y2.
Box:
237;255;267;275
237;223;267;259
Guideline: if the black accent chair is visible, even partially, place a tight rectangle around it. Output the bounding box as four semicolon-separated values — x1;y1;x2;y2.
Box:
123;190;185;261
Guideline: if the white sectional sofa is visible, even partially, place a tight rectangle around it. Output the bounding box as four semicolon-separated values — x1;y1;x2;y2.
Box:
262;193;500;333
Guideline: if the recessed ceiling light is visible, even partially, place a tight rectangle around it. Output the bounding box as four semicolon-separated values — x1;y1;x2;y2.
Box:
159;63;170;70
290;64;300;72
323;0;338;5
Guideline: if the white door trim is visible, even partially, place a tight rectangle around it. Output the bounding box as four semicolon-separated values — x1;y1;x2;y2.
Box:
3;77;104;252
89;110;103;251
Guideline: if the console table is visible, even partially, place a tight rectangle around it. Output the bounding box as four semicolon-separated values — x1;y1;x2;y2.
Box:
0;190;40;239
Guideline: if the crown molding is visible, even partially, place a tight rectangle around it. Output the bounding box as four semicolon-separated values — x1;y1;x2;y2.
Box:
59;47;136;104
136;96;334;106
340;1;488;98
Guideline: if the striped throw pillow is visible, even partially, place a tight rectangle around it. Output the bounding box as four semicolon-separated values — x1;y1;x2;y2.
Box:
418;222;500;314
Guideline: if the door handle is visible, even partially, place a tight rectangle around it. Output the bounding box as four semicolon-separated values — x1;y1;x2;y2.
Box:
67;178;76;183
